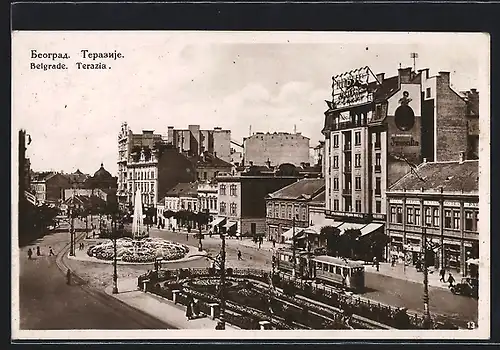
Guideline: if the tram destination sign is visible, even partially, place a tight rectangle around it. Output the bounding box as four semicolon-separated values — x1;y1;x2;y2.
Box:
332;66;375;109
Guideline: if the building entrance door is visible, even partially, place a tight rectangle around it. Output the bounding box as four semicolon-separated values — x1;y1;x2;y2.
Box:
251;223;256;236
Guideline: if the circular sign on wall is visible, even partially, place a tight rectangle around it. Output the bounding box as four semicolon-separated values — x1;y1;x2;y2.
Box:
395;105;415;131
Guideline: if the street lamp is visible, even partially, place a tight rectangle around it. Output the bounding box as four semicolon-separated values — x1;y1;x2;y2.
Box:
422;223;432;329
292;214;299;279
111;211;121;294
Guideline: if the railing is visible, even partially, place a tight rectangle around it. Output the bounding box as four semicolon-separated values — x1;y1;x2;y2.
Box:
374;165;382;173
342;188;352;195
343;144;352;151
344;166;352;173
374;142;381;150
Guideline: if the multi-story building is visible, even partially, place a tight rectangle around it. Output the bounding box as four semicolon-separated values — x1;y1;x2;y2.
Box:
322;66;479;259
265;178;325;243
158;182;198;230
30;172;71;204
198;182;218;217
243;132;310;167
461;89;480;159
214;168;301;237
166;125;231;163
386;154;479;276
117;123;163;208
190;151;233;182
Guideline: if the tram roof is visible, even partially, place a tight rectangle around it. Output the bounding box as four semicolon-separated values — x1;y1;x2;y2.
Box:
312;255;365;268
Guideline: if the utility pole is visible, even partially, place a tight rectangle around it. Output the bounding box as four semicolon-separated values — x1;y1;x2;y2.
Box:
410;52;419;72
112;213;119;294
218;233;226;330
292;214;297;279
422;224;432;329
198;216;203;252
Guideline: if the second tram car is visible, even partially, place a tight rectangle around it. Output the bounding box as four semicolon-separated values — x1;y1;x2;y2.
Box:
312;255;365;293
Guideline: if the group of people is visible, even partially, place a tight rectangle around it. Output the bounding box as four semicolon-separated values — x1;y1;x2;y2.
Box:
185;295;201;320
27;246;55;259
439;269;456;287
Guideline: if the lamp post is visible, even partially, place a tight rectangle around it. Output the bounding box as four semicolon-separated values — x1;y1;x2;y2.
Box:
111;212;119;294
422;223;432;329
218;232;227;330
69;205;75;256
292;214;298;279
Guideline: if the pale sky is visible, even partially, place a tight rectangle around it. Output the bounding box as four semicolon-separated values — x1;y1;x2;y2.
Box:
12;32;488;175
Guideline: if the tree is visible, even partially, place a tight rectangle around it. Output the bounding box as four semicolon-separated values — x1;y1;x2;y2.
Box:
320;225;341;257
339;228;361;259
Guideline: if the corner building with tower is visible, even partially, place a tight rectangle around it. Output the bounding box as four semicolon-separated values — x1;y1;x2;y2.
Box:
322;66;479;261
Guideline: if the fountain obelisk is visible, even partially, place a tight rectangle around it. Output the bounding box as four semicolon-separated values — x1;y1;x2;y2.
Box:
132;188;145;239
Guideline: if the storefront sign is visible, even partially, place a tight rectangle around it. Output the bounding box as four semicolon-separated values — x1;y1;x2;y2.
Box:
406;199;420;205
372;213;386;220
389;199;403;204
424;200;439;206
390;134;420;147
330;211;366;219
332;66;373;109
444;201;461;207
464;202;478;208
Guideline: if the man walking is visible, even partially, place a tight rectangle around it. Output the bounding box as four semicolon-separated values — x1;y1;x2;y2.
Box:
49;247;55;256
237;249;242;260
447;272;455;288
27;248;33;260
36;246;41;256
439;268;446;283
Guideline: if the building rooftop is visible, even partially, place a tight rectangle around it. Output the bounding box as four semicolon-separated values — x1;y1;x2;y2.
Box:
189;151;233;168
389;160;479;193
165;182;198;198
267;178;325;201
310;190;325;205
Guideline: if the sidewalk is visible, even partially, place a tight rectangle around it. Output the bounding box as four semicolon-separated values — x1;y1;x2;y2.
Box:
104;278;237;330
364;262;453;289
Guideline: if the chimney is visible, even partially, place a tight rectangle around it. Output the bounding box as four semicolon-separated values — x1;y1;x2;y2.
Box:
438;71;450;86
398;67;412;85
376;73;385;83
471;88;478;94
459;151;465;164
265;158;271;168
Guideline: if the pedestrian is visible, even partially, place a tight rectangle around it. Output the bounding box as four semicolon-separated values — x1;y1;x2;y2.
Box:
36;246;41;256
447;272;455;288
391;256;396;267
272;238;276;248
49;247;55;256
27;248;33;260
66;268;71;285
238;249;242;260
440;268;446;282
186;296;194;320
186;233;189;241
372;256;377;267
376;259;380;272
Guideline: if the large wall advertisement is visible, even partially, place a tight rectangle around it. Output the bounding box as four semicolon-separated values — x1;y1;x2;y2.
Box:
386;83;423;186
332;66;375;109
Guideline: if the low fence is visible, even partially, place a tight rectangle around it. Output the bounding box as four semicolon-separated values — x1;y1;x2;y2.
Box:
138;267;460;330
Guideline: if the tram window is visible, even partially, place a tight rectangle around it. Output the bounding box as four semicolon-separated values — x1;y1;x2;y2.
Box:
329;265;335;273
316;262;322;269
343;267;349;276
336;266;342;275
323;264;328;272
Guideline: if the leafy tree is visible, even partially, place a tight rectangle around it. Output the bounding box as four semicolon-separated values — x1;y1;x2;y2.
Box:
320;225;341;256
339;228;361;259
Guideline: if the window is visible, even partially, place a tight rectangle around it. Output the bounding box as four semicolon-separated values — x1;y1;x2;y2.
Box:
444;210;452;228
333;134;339;148
230;203;237;216
415;208;421;226
425;207;432;226
426;87;431;98
375;153;381;166
433;208;440;227
390;206;397;223
374;132;381;148
281;204;286;218
355;154;361;167
465;211;473;231
375;201;381;213
220;202;227;214
453;211;460;230
220;184;226;195
287;205;292;219
333;177;339;190
355;131;361;145
230;184;237;196
375;177;381;195
267;203;273;217
334;199;339;211
355;177;361;190
407;207;414;224
274;204;279;218
203;172;207;180
397;207;403;223
355;200;362;212
333;156;339;168
188;202;192;211
301;206;307;221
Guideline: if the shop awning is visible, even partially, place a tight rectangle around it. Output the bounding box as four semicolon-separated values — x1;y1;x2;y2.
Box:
359;223;384;237
466;258;479;265
337;222;366;235
209;217;226;227
302;219;341;235
282;227;305;240
224;221;237;230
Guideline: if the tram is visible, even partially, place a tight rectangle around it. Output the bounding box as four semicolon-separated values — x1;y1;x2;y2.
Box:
275;248;313;278
312;255;365;293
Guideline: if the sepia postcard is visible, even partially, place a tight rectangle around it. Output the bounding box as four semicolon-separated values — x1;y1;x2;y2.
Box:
11;31;490;340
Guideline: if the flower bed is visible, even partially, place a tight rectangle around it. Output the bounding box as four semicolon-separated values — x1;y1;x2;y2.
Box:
87;237;189;263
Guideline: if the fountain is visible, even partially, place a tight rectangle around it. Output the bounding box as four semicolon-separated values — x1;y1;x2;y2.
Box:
132;188;146;239
86;188;192;264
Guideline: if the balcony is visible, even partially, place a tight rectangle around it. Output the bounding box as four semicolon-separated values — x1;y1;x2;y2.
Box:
344;165;352;174
374;165;381;173
343;143;352;151
342;188;352;195
374;189;382;196
374;142;382;150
